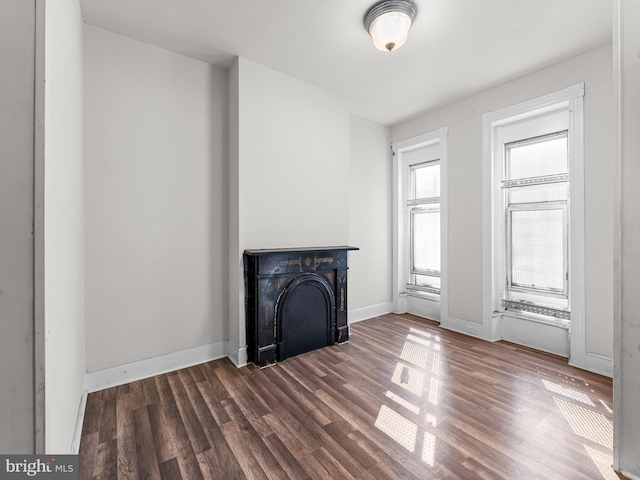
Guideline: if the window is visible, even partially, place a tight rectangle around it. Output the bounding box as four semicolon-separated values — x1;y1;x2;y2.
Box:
392;127;448;322
502;131;570;318
482;83;585;365
408;161;441;294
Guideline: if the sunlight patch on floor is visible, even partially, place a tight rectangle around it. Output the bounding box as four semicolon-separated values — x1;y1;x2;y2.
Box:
409;327;432;339
421;431;436;466
543;379;595;406
375;404;418;452
583;445;618;480
428;378;440;406
554;397;613;448
386;390;421;415
391;363;425;397
376;326;443;466
407;334;431;347
401;341;429;369
426;413;437;428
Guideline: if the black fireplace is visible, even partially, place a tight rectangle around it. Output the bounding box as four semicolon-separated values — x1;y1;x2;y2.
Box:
244;246;358;367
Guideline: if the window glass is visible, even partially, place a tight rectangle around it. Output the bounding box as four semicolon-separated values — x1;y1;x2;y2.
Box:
506;134;568;180
413;163;440;199
510;208;565;293
508;183;568;204
412;209;440;273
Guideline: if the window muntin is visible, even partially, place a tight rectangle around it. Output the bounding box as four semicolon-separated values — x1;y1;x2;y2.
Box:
407;160;440;294
502;131;569;315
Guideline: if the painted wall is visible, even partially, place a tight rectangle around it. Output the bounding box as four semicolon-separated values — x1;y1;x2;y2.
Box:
84;25;228;371
615;0;640;474
391;45;614;358
227;60;241;357
44;0;86;453
229;58;352;358
0;0;36;454
348;114;392;315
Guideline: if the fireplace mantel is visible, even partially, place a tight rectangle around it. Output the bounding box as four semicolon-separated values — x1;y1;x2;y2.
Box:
244;246;358;367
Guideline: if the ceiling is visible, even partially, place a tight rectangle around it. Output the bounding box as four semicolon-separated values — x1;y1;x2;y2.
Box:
79;0;612;126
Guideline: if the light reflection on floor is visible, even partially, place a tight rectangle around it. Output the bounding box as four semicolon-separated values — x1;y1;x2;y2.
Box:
543;379;595;406
375;325;440;468
421;431;436;466
584;445;619;480
553;397;613;448
374;404;418;452
373;320;615;478
391;362;425;396
401;341;429;369
539;359;615;479
385;390;420;415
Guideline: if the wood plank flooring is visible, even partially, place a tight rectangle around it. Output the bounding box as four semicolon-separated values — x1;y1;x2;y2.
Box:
78;313;617;479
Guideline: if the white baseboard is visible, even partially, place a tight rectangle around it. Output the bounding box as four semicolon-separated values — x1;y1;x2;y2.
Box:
579;352;613;378
442;313;612;380
227;340;247;368
85;341;227;393
70;382;87;454
349;302;392;324
618;471;640;480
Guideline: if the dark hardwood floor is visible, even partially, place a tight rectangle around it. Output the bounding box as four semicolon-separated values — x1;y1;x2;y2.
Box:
78;313;616;479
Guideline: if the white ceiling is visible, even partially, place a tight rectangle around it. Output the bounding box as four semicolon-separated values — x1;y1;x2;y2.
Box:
79;0;612;126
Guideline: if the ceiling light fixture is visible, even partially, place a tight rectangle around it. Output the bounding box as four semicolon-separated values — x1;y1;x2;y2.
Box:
364;0;417;52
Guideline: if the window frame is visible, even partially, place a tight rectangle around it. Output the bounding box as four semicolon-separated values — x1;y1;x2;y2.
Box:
481;82;585;367
408;159;441;287
392;127;448;322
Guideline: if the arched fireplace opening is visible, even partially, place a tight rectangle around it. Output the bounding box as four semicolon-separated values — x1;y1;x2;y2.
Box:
276;273;335;361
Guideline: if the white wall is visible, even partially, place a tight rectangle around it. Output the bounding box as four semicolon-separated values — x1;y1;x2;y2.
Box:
44;0;86;453
84;25;228;371
615;0;640;474
391;45;614;358
0;0;37;454
227;60;241;357
348;114;392;317
229;58;352;358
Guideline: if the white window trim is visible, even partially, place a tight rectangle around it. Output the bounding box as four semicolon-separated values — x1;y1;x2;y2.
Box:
392;126;448;323
482;83;586;367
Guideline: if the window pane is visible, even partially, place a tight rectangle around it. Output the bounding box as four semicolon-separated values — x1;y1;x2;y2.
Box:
412;210;440;273
413;163;440;199
508;183;568;204
507;134;568;180
510;209;564;293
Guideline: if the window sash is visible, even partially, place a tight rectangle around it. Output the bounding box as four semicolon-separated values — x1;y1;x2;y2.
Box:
410;206;441;277
505;202;568;298
505;130;568;181
407;159;441;294
410;160;440;200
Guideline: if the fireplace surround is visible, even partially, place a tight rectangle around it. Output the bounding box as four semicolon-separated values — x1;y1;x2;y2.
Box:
244;246;358;367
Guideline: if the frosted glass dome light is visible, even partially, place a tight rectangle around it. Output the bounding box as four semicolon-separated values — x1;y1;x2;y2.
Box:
364;0;417;52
